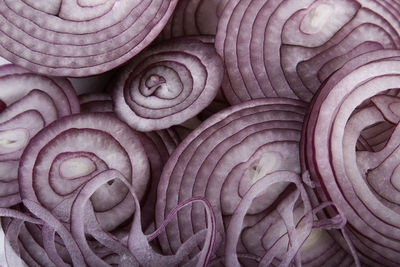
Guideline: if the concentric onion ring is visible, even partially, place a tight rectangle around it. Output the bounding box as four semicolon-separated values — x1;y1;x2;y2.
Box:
215;0;400;104
19;112;150;231
155;98;352;265
302;49;400;266
0;0;178;76
113;37;224;131
0;64;78;208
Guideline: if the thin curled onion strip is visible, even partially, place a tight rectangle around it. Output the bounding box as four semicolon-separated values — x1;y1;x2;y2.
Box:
41;225;69;267
224;171;311;267
23;200;86;266
68;169;216;267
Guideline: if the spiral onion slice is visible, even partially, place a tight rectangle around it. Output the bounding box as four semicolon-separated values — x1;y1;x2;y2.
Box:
113;37;224;131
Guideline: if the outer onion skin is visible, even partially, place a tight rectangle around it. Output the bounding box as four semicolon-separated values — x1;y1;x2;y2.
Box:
0;0;179;77
301;49;400;266
113;37;224;132
215;0;400;104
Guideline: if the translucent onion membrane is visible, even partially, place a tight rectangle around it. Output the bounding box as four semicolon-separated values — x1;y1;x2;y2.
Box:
0;0;179;77
113;37;224;132
301;49;400;266
215;0;400;104
159;0;229;40
18;112;150;232
0;64;78;208
156;98;354;266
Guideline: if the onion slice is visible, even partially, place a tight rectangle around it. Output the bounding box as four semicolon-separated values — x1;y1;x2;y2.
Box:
113;37;224;131
301;49;400;265
0;0;179;76
19;112;150;231
155;98;337;265
215;0;400;103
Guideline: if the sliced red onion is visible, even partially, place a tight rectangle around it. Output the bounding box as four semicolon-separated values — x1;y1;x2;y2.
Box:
137;132;174;233
155;98;332;265
0;0;179;77
224;171;312;266
301;49;400;265
0;65;78;207
0;208;77;266
19;112;150;232
215;0;400;104
113;37;224;131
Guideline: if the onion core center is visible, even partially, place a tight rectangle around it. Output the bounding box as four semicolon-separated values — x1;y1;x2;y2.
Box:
251;152;282;182
0;128;29;153
59;156;96;179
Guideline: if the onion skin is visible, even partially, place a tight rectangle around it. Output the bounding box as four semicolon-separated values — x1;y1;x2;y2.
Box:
301;49;400;266
113;37;224;132
215;0;400;104
0;0;179;77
